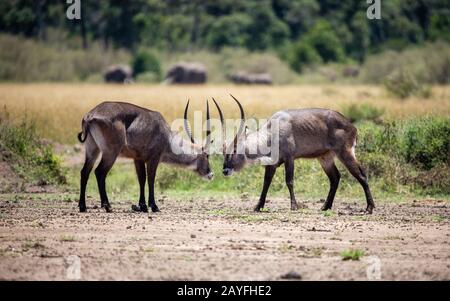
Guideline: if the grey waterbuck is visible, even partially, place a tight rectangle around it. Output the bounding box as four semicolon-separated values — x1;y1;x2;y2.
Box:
213;95;375;214
77;101;213;213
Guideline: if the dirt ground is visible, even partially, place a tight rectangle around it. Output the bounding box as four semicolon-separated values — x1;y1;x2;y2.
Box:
0;190;449;280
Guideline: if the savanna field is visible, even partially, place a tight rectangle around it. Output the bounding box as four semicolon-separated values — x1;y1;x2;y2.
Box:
0;83;449;280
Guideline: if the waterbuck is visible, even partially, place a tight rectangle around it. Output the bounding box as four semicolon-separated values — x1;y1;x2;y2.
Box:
213;96;375;214
77;101;213;213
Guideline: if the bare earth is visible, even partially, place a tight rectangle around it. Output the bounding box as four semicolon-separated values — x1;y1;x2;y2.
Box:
0;193;449;281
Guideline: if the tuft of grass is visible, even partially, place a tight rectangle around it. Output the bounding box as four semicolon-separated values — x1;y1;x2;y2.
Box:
59;235;76;242
431;215;446;223
322;210;335;217
340;249;364;261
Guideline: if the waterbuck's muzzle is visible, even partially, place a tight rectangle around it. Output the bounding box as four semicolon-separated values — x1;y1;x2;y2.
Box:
204;172;214;180
223;168;233;177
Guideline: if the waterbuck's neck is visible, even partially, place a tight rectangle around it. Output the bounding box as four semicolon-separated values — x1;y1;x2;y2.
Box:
242;127;279;165
161;132;202;168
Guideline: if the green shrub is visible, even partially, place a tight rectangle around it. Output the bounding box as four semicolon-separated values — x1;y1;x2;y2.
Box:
384;69;431;99
342;103;384;123
132;50;162;81
287;42;322;73
361;41;450;85
0;108;66;186
399;117;450;170
340;249;364;261
401;163;450;194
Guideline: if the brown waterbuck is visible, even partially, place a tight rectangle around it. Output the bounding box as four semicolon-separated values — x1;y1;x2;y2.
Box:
77;101;213;213
213;95;375;214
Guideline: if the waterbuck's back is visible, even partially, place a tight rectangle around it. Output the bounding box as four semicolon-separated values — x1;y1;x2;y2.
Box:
82;102;171;161
269;108;357;158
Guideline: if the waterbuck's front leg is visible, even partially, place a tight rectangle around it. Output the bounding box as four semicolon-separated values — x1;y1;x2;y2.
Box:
284;158;299;210
254;165;277;212
146;157;160;213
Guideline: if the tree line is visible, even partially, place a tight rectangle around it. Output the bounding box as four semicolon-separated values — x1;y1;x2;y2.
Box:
0;0;449;70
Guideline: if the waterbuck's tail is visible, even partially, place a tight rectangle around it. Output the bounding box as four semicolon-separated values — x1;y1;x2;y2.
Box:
77;119;89;143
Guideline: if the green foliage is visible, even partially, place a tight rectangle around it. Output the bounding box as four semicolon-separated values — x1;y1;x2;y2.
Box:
384;69;431;99
287;42;322;73
0;108;66;186
285;20;345;73
355;118;450;193
362;41;450;85
340;249;364;261
342;103;384;123
132;50;162;81
206;13;252;49
400;117;450;170
302;20;345;63
1;0;449;65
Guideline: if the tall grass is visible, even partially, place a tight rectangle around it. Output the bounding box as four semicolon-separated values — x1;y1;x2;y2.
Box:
0;34;130;82
0;108;65;186
0;84;449;144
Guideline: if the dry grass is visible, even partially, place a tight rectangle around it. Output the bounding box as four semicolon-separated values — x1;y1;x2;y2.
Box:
0;83;449;143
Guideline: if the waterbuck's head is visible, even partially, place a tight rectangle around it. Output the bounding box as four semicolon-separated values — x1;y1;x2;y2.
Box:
183;100;214;180
213;95;247;177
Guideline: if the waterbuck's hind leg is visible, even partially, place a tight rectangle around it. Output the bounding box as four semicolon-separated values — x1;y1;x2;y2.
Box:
337;149;375;214
146;157;161;213
318;153;340;211
131;160;148;213
255;165;277;212
79;137;99;213
284;158;299;210
95;152;118;213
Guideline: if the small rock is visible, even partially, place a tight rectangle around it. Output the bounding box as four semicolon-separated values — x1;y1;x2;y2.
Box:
126;226;132;229
280;271;302;280
93;205;99;209
190;234;196;239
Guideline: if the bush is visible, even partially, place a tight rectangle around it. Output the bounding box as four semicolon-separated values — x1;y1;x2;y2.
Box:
287;42;322;73
384;69;431;99
0;108;66;186
303;20;345;63
361;41;450;85
342;103;384;123
132;50;162;81
399;117;450;170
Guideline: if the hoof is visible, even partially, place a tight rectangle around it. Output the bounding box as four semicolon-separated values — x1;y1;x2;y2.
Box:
131;204;148;213
365;205;374;215
104;206;112;213
321;203;332;211
151;205;160;213
290;201;300;211
254;206;262;212
79;206;87;213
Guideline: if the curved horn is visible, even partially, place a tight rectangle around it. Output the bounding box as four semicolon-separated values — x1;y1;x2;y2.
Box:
212;97;226;155
230;94;245;151
184;100;195;144
205;100;211;150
